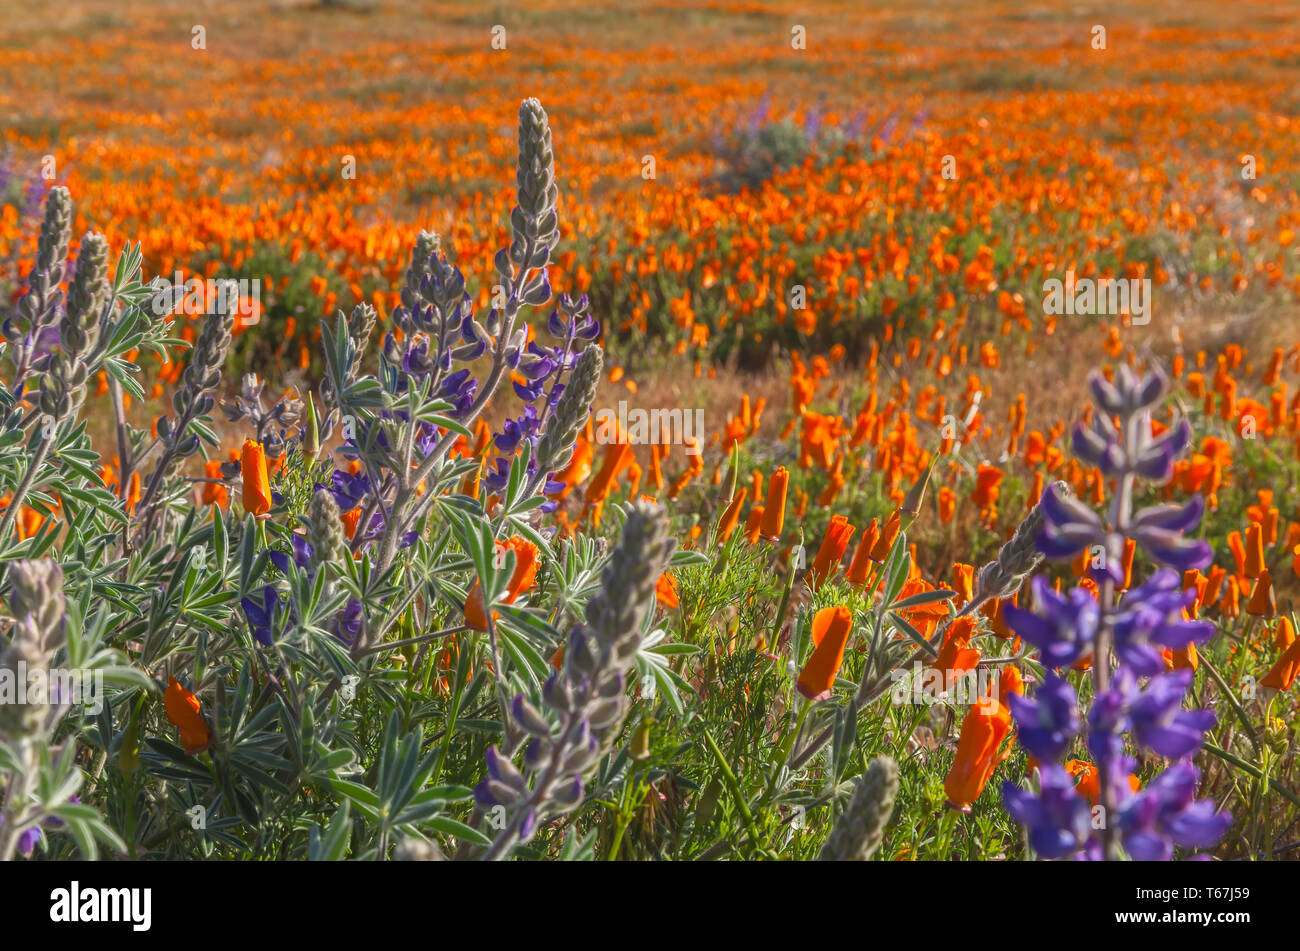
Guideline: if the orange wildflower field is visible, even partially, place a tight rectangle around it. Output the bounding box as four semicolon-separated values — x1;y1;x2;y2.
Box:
1;0;1299;887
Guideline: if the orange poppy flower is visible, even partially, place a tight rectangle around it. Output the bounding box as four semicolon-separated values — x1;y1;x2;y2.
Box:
200;459;228;509
1260;636;1300;691
952;563;975;605
944;682;1013;811
464;537;540;630
656;572;680;609
1245;570;1276;618
164;676;212;755
808;515;855;590
1244;523;1265;579
932;616;980;679
796;605;853;701
1277;617;1297;650
971;464;1004;512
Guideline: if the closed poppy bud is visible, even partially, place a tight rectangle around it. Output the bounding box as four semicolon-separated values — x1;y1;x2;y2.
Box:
118;705;142;774
630;719;652;761
870;509;901;562
1244;523;1265;579
1276;617;1297;650
744;505;766;544
952;563;975;606
164;676;212;755
302;393;320;462
846;519;878;585
240;439;271;517
715;489;746;545
695;778;723;826
797;606;853;701
1246;570;1276;618
1120;537;1136;589
759;467;788;539
900;456;936;516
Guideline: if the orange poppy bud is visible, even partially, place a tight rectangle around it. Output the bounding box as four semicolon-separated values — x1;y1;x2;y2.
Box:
846;519;879;585
952;563;975;606
797;606;853;701
1244;523;1265;579
870;509;901;562
744;505;765;545
164;676;212;755
715;490;746;544
1277;617;1297;650
1120;537;1136;589
759;467;788;539
240;439;272;517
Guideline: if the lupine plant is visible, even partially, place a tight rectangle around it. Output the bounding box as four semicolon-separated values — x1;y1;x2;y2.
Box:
1001;365;1232;860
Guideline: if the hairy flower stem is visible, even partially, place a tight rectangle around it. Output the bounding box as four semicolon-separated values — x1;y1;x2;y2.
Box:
0;748;37;862
1093;467;1137;860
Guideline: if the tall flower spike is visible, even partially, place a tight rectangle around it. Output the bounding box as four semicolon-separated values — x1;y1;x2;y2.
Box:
511;98;560;271
477;502;676;859
10;187;72;344
818;756;899;861
1003;361;1227;860
0;560;67;740
39;232;112;422
308;487;348;577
